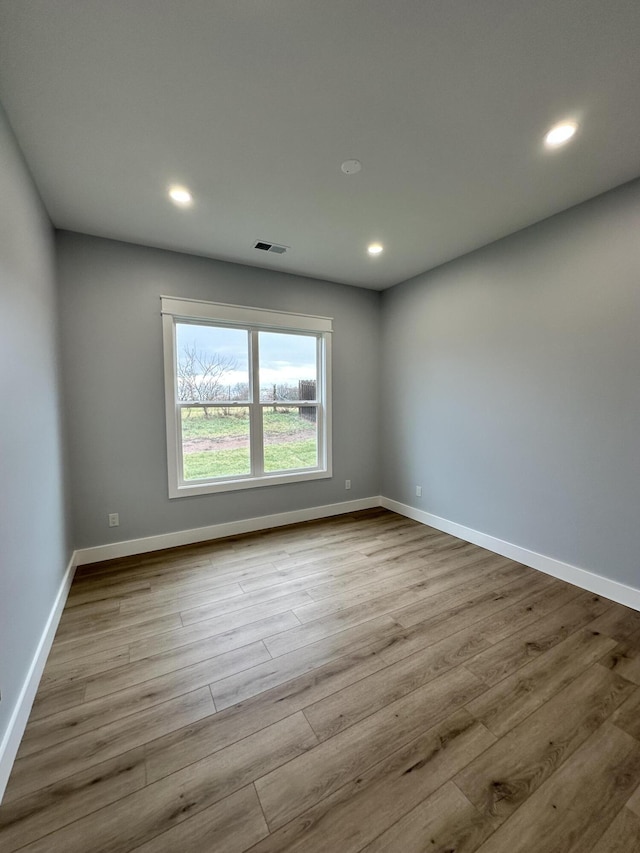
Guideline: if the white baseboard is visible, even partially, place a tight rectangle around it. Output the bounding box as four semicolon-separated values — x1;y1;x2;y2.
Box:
3;496;638;802
380;497;640;612
75;494;640;611
75;496;382;566
0;552;77;802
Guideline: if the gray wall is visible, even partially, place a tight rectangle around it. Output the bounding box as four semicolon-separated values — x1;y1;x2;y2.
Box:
0;108;70;747
381;179;640;587
57;232;381;549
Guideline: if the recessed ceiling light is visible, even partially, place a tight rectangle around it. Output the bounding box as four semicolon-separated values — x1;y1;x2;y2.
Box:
367;243;384;256
168;185;193;206
544;122;578;149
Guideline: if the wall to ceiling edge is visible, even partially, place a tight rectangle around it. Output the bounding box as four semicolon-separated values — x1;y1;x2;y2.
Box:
48;176;640;592
2;117;639;798
56;231;382;551
381;178;640;590
0;106;72;796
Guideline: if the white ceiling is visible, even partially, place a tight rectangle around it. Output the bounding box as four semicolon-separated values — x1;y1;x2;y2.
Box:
1;1;639;290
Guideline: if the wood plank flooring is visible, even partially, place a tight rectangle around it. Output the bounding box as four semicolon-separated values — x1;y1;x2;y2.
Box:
2;509;640;852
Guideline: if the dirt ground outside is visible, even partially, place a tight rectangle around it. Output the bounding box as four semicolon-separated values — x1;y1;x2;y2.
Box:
183;428;314;453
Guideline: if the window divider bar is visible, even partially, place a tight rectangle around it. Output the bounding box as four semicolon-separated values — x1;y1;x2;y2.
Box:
257;401;318;407
176;401;319;407
249;330;264;477
176;401;250;408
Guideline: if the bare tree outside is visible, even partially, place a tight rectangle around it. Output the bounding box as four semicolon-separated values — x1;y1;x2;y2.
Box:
175;331;319;480
177;343;237;418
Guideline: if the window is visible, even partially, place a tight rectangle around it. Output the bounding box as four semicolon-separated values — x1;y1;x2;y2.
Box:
162;297;332;497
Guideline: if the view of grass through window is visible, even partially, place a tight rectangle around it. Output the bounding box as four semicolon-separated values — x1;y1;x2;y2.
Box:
181;408;317;480
176;323;319;481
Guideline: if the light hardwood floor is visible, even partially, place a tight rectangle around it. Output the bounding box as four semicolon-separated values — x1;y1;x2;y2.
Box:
2;508;640;852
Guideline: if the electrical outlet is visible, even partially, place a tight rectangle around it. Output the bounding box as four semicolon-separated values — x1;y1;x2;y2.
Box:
416;486;422;497
108;513;120;527
345;479;351;490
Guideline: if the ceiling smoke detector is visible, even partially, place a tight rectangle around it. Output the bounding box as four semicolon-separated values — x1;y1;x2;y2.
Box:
341;159;362;175
254;241;288;254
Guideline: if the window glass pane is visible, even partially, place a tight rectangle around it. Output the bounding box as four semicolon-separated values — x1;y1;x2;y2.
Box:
176;323;249;402
181;407;250;480
258;332;317;402
263;406;318;472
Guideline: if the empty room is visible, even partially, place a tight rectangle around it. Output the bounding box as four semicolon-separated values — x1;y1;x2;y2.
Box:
2;2;640;851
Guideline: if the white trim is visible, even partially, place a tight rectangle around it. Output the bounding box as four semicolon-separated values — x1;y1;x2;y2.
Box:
75;497;381;565
163;311;180;492
161;296;333;333
0;552;77;802
75;495;640;611
6;496;638;802
163;300;332;499
171;468;332;497
249;330;263;477
321;333;333;478
380;497;640;612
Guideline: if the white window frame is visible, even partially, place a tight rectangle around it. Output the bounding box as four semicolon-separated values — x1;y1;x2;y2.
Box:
162;296;333;498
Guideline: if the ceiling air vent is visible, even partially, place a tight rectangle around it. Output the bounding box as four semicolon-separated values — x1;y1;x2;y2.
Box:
254;241;288;254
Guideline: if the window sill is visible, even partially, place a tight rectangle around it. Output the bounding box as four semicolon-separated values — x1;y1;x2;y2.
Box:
169;467;332;498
